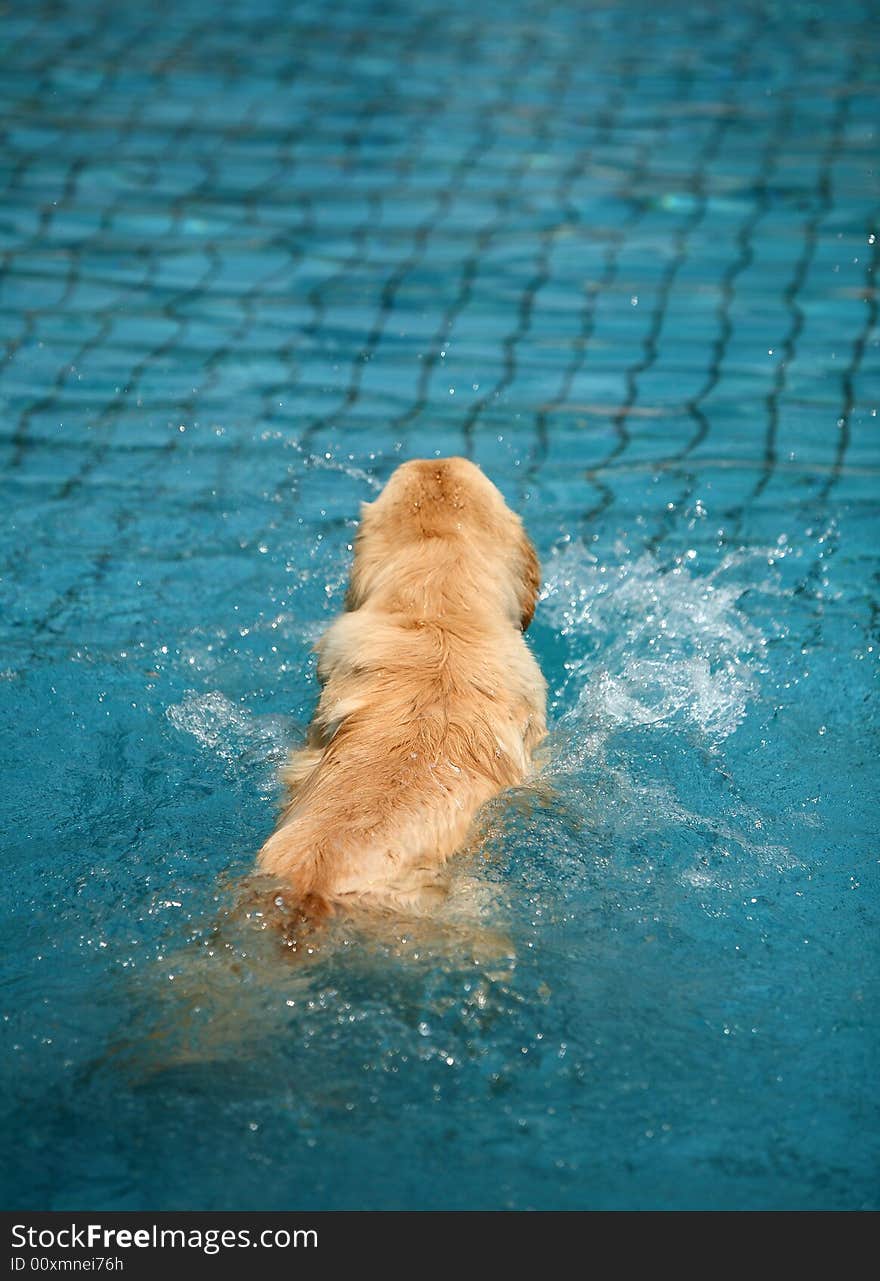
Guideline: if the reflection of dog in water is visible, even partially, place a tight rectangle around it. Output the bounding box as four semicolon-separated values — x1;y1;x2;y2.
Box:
256;457;547;928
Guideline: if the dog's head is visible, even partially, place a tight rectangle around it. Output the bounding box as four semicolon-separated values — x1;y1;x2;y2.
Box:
347;457;540;630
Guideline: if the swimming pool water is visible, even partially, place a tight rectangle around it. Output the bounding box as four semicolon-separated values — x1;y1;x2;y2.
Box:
0;0;877;1210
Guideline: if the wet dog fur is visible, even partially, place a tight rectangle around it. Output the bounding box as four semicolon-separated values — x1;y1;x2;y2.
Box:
256;457;547;917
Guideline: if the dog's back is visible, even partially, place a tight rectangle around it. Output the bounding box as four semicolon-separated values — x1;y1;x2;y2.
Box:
257;458;547;914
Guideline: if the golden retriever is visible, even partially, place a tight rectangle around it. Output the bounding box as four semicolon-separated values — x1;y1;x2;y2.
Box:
256;456;547;916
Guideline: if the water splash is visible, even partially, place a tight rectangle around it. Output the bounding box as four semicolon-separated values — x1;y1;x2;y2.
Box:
166;690;294;775
541;541;766;750
528;540;798;891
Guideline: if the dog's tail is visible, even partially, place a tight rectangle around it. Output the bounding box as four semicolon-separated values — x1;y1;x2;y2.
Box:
233;878;333;958
261;879;333;923
256;818;337;911
290;889;333;921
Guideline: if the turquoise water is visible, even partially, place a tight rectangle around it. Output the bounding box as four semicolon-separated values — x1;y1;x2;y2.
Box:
1;0;878;1210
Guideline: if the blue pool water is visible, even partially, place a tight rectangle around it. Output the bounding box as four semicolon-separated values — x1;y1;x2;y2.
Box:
1;0;878;1211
